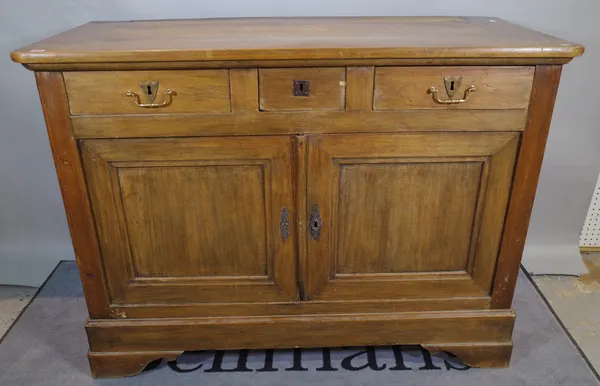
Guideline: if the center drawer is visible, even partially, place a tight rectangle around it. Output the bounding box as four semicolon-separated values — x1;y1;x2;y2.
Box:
259;68;346;111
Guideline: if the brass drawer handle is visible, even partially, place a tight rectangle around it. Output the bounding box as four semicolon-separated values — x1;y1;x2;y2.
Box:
126;81;173;108
428;85;476;105
126;88;173;108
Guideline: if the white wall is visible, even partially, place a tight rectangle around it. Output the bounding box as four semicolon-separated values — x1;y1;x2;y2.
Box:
0;1;597;285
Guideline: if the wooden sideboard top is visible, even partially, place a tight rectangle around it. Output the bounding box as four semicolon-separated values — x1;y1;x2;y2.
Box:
11;17;583;68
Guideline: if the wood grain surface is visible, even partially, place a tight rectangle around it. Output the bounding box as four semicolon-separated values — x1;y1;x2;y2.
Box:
87;309;514;376
12;17;583;66
306;132;518;301
35;72;110;317
71;109;528;138
491;65;563;308
64;70;230;115
259;68;346;111
80;136;297;304
374;66;534;110
86;309;515;352
336;161;482;273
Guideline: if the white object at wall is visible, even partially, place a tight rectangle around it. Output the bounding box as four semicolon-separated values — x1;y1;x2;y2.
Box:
580;172;600;248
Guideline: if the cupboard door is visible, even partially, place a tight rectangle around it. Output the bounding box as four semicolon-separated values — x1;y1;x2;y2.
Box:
306;133;519;301
81;136;297;305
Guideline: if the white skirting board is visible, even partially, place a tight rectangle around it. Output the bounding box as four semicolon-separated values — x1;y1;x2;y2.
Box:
0;243;74;287
522;244;588;275
580;172;600;249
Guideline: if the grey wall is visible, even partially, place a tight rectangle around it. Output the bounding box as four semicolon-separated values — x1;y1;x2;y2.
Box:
0;1;597;285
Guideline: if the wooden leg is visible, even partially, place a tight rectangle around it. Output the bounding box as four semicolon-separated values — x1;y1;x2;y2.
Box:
88;351;183;378
422;342;513;368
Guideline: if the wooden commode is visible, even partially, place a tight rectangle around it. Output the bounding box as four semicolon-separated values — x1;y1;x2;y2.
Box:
11;17;583;378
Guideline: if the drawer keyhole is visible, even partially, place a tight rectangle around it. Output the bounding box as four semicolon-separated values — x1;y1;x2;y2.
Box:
450;81;455;91
147;85;153;95
293;80;310;97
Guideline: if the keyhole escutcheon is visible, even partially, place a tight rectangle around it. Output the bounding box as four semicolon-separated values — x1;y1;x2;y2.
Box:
309;205;322;240
293;80;310;97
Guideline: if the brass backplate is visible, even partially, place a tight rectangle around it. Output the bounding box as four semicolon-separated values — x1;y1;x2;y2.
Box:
444;76;462;98
139;80;160;104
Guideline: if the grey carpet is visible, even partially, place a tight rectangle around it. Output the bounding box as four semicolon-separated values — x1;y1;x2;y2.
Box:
0;262;598;385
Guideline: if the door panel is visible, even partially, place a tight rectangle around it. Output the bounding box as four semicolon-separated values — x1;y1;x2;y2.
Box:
306;133;519;301
118;166;267;278
337;161;482;274
81;136;296;305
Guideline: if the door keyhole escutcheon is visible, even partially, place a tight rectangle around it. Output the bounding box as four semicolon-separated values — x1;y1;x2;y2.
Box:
310;205;322;240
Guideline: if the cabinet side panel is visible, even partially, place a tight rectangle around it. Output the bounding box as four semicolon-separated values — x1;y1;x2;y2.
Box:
491;65;562;308
34;72;110;317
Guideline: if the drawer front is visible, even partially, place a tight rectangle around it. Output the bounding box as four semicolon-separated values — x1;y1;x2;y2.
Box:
64;70;231;115
259;68;346;111
373;66;534;110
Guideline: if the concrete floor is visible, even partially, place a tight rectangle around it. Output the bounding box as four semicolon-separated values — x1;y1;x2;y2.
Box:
0;255;599;373
532;252;600;372
0;286;36;337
